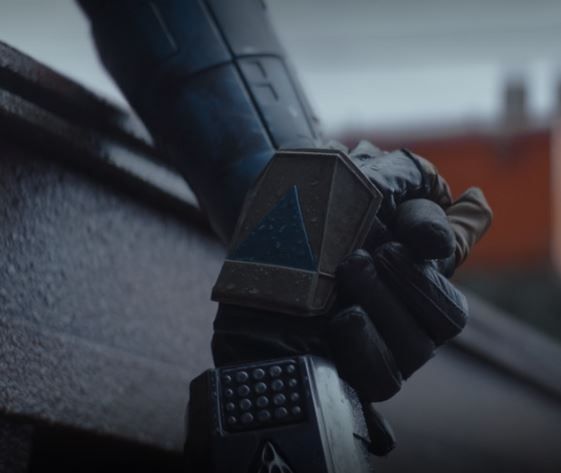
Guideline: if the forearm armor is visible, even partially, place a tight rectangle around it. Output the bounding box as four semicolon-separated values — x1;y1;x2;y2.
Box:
78;0;322;242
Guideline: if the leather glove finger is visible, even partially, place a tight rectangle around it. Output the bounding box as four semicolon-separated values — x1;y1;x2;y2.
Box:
391;191;492;275
446;187;493;267
349;140;387;159
349;141;452;220
373;242;469;345
336;250;435;380
327;305;402;402
393;198;456;261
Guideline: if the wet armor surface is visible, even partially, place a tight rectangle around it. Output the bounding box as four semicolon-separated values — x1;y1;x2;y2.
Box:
186;356;372;473
213;149;383;316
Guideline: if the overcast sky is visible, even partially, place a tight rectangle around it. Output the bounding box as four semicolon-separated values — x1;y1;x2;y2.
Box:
0;0;559;133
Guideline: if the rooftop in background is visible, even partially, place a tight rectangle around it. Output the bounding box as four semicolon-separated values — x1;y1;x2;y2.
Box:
0;0;559;133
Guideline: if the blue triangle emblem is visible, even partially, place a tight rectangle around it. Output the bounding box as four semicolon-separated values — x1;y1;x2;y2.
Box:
229;186;316;271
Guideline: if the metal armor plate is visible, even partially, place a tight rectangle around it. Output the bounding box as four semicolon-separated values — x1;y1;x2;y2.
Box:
184;356;373;472
212;149;382;316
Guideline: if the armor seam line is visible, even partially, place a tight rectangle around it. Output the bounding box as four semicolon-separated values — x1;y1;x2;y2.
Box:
200;0;276;149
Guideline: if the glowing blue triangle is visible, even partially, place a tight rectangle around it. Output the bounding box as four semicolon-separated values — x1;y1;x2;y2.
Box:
230;186;316;270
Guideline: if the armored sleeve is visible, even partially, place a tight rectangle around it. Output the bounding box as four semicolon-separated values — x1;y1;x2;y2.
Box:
78;0;322;242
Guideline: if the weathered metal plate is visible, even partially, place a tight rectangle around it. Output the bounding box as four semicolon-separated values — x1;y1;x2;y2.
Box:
212;149;383;316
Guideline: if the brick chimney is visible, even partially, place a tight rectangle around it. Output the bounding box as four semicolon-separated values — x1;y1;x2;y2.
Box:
502;76;529;136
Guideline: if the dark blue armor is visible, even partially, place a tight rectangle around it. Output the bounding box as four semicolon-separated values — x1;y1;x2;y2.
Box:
78;0;321;242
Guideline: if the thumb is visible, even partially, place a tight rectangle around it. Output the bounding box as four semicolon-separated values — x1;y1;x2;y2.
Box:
446;187;493;267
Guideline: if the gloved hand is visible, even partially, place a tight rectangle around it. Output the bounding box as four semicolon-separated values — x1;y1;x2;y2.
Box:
212;140;492;405
346;140;491;270
324;141;493;404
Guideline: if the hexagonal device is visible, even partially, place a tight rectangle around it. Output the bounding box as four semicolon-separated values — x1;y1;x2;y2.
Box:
212;149;383;316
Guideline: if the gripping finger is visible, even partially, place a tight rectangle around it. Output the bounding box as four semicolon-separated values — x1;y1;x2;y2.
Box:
393;198;456;261
327;305;402;402
446;187;493;267
374;243;469;345
405;150;453;208
336;250;435;379
349;143;453;220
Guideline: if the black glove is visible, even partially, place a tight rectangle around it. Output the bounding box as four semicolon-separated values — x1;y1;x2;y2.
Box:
347;140;492;269
212;141;492;403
